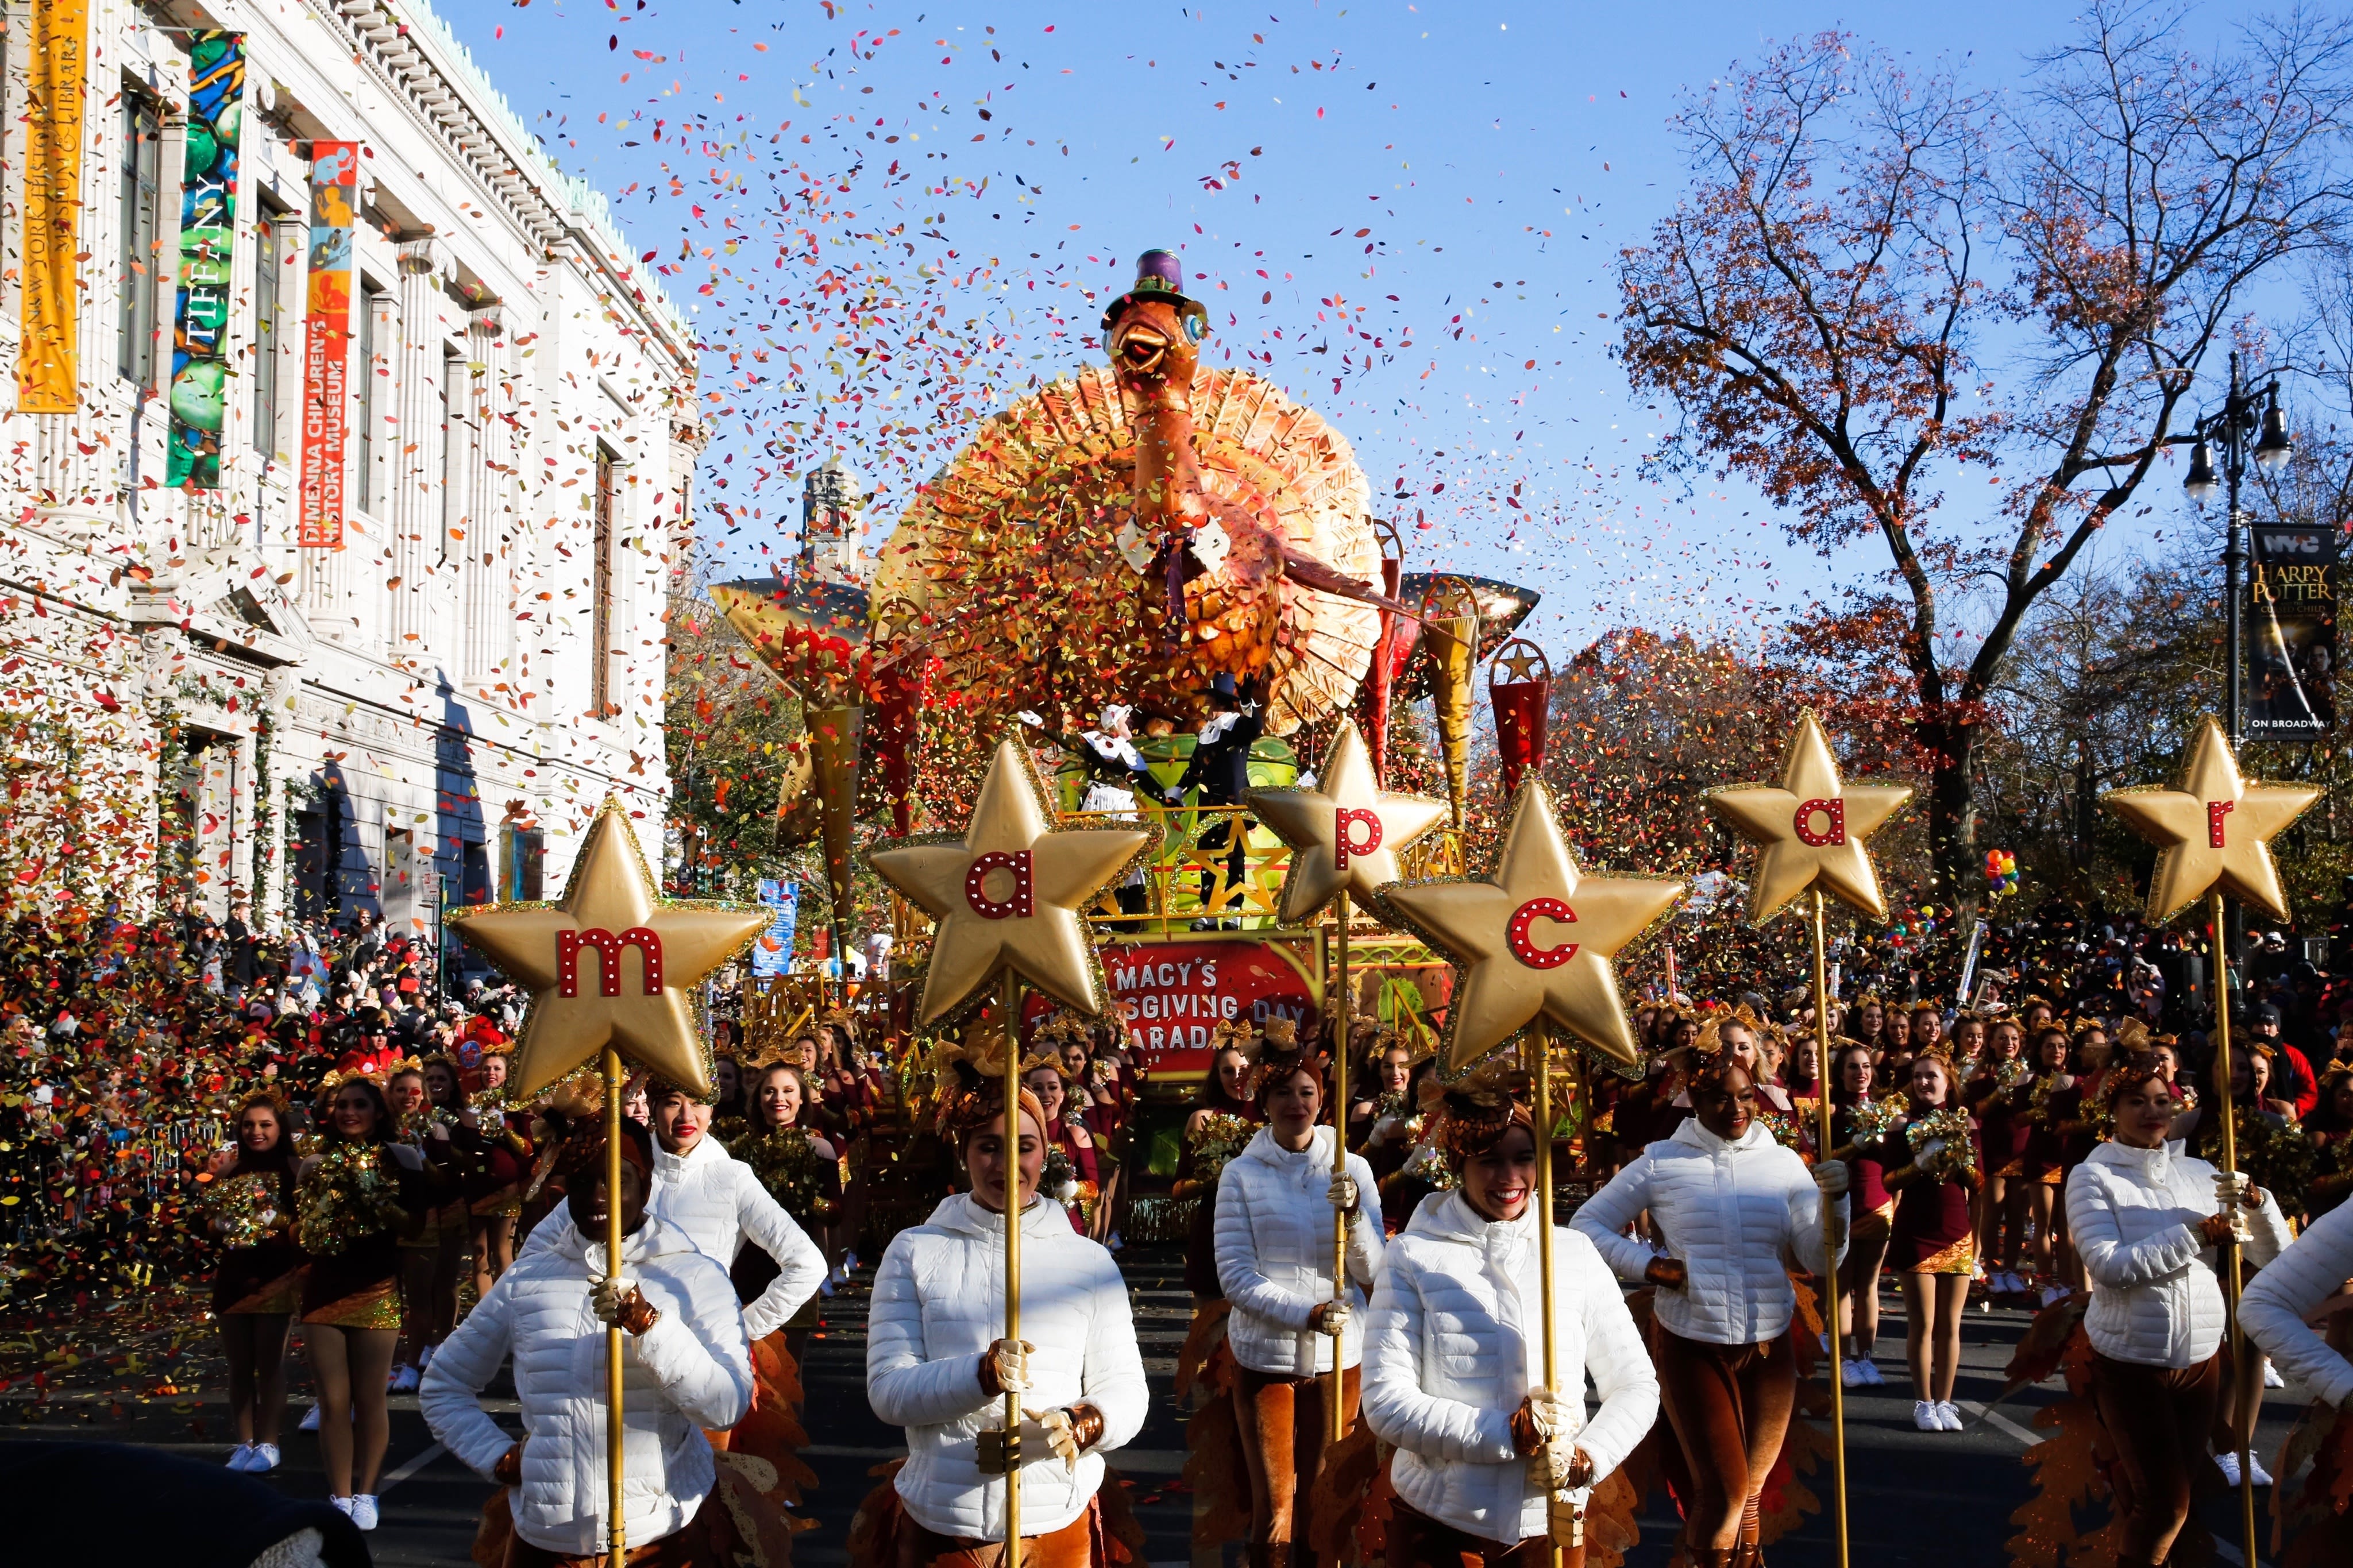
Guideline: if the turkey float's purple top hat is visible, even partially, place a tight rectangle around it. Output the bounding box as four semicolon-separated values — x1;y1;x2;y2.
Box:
1102;248;1210;341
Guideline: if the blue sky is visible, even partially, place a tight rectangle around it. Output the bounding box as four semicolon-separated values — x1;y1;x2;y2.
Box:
448;0;2247;654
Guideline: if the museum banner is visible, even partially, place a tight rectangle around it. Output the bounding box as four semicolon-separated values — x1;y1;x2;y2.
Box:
2247;523;2338;741
296;141;361;546
18;0;88;413
166;32;244;488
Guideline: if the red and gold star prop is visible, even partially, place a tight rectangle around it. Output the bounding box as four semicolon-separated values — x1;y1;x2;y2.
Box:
2101;717;2320;924
1378;780;1681;1070
446;797;767;1100
868;734;1156;1025
1704;712;1912;924
1248;717;1448;924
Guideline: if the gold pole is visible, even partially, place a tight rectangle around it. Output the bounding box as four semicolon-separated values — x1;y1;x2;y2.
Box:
604;1044;627;1568
1809;891;1849;1568
2209;890;2259;1568
1533;1021;1568;1568
1002;967;1024;1568
1330;890;1351;1439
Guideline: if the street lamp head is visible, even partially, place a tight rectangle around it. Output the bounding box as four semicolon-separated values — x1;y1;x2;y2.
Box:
2185;437;2220;500
2254;385;2293;472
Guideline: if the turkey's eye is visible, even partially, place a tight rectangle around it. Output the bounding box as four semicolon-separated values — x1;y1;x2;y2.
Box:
1184;313;1209;343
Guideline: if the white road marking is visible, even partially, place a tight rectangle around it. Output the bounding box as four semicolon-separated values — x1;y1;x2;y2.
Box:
376;1440;448;1495
1955;1399;2046;1449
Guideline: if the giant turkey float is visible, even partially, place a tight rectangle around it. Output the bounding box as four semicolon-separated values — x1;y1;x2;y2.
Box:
709;250;1542;1085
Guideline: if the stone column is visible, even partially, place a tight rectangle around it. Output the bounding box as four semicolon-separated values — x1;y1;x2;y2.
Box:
460;305;508;688
388;235;442;669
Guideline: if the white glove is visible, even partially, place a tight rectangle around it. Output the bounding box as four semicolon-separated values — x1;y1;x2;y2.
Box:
1021;1407;1081;1471
1368;1115;1402;1146
2215;1170;2252;1209
1328;1174;1359;1212
1525;1438;1591;1493
985;1338;1032;1394
591;1275;637;1325
1813;1159;1850;1200
1526;1385;1573;1441
1311;1300;1351;1337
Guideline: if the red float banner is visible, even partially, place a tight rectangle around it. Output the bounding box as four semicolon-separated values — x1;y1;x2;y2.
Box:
296;141;360;547
1097;938;1317;1077
1492;678;1548;797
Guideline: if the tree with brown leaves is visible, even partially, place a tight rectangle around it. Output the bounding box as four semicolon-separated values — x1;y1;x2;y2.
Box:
1619;5;2353;915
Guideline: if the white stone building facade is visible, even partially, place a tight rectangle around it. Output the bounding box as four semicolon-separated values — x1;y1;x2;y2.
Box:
0;0;695;942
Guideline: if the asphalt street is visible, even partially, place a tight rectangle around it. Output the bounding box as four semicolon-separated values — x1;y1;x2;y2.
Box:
0;1250;2314;1566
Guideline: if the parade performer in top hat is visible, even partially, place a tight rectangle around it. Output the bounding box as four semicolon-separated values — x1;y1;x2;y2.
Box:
2067;1053;2290;1566
1363;1063;1659;1568
1212;1022;1383;1567
1572;1047;1849;1567
856;1041;1150;1568
422;1117;755;1567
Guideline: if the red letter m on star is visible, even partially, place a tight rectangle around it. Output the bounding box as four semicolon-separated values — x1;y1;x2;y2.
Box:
557;926;665;998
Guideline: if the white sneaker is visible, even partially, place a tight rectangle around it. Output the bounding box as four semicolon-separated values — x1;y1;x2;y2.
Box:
1937;1401;1965;1431
387;1364;420;1395
1819;1332;1832;1355
1107;1230;1125;1252
1841;1358;1867;1388
249;1443;280;1473
2263;1361;2285;1388
2040;1284;2069;1307
226;1443;256;1471
299;1403;322;1432
2247;1453;2275;1486
330;1496;355;1519
2216;1451;2243;1486
1859;1360;1885;1387
1914;1400;1942;1431
417;1344;435;1373
350;1494;379;1531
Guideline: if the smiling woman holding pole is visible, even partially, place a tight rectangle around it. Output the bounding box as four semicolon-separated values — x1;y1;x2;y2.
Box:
858;1038;1149;1568
1362;1063;1658;1568
1213;1023;1383;1568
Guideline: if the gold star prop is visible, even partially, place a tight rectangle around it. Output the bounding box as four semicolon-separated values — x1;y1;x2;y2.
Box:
868;735;1155;1025
446;797;767;1100
2101;717;2320;924
1704;712;1913;924
1378;779;1683;1071
1248;717;1448;924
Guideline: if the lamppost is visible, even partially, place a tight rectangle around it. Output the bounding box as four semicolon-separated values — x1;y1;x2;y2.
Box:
2183;350;2295;743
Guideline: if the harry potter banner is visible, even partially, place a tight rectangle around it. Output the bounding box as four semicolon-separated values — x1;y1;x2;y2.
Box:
2248;523;2339;740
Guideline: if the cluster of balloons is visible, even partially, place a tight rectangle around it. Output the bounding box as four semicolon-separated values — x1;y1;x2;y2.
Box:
1985;848;2020;898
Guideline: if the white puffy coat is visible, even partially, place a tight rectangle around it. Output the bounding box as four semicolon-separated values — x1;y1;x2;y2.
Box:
1214;1126;1383;1374
2068;1139;2290;1369
2243;1198;2353;1407
866;1194;1150;1541
1572;1117;1846;1346
421;1216;752;1556
649;1133;827;1339
1364;1191;1659;1544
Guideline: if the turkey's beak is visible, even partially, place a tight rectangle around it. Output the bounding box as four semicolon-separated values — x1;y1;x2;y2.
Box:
1113;320;1170;374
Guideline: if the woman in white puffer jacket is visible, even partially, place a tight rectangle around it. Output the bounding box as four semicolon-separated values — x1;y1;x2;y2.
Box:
1364;1069;1658;1567
862;1053;1150;1566
1212;1029;1382;1567
422;1121;754;1561
643;1078;827;1342
1572;1047;1847;1568
2243;1192;2353;1412
2066;1053;2290;1565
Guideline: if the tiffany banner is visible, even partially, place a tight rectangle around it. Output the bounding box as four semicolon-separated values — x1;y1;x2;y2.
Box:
167;32;244;488
2248;524;2339;741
